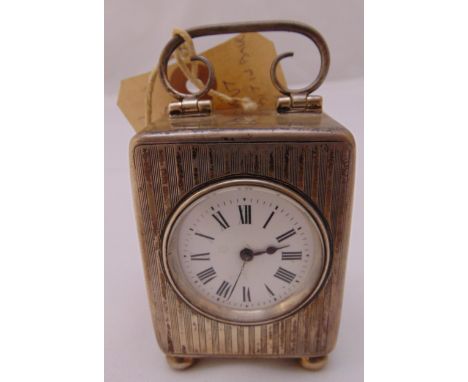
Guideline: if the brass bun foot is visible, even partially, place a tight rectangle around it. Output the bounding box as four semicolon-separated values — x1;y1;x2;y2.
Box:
299;355;328;371
166;355;196;370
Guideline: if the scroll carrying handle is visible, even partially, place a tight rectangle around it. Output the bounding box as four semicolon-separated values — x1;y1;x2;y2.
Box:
146;21;330;123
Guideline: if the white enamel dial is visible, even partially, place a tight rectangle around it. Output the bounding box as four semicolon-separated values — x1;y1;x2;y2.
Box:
163;178;331;324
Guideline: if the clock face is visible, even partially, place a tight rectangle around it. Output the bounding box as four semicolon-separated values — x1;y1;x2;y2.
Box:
163;178;331;324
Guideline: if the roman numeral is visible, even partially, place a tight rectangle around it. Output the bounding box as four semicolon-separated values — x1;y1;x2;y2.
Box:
195;232;214;240
212;211;230;229
242;286;251;302
197;267;216;284
238;205;252;224
190;252;210;261
216;281;231;298
264;284;275;296
263;211;275;229
281;251;302;260
276;228;296;243
274;267;296;283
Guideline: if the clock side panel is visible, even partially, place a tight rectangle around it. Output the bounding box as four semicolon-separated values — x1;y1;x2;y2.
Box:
130;139;355;357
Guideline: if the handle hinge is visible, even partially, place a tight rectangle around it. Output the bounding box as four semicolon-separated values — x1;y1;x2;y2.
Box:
168;98;212;118
276;93;322;114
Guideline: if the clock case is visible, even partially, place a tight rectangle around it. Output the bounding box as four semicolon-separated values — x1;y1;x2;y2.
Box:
129;21;355;367
130;110;355;360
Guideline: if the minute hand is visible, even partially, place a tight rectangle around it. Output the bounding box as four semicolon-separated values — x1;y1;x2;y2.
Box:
252;245;290;256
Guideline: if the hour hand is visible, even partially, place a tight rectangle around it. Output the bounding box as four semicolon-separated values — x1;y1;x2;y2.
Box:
252;245;290;256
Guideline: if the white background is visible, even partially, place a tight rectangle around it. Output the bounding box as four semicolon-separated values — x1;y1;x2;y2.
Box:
105;1;363;381
1;1;468;382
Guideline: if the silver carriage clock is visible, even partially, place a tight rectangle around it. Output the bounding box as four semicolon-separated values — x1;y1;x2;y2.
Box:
130;21;355;370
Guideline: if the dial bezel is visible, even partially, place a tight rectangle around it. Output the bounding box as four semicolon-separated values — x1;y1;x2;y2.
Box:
161;176;333;325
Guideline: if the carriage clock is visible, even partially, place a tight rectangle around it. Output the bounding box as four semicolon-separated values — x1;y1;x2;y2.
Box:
130;21;355;370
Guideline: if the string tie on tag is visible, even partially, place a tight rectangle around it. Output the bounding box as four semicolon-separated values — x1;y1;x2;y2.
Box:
172;27;258;112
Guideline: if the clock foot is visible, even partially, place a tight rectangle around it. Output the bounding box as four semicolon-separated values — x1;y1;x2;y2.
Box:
166;355;196;370
299;355;328;370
